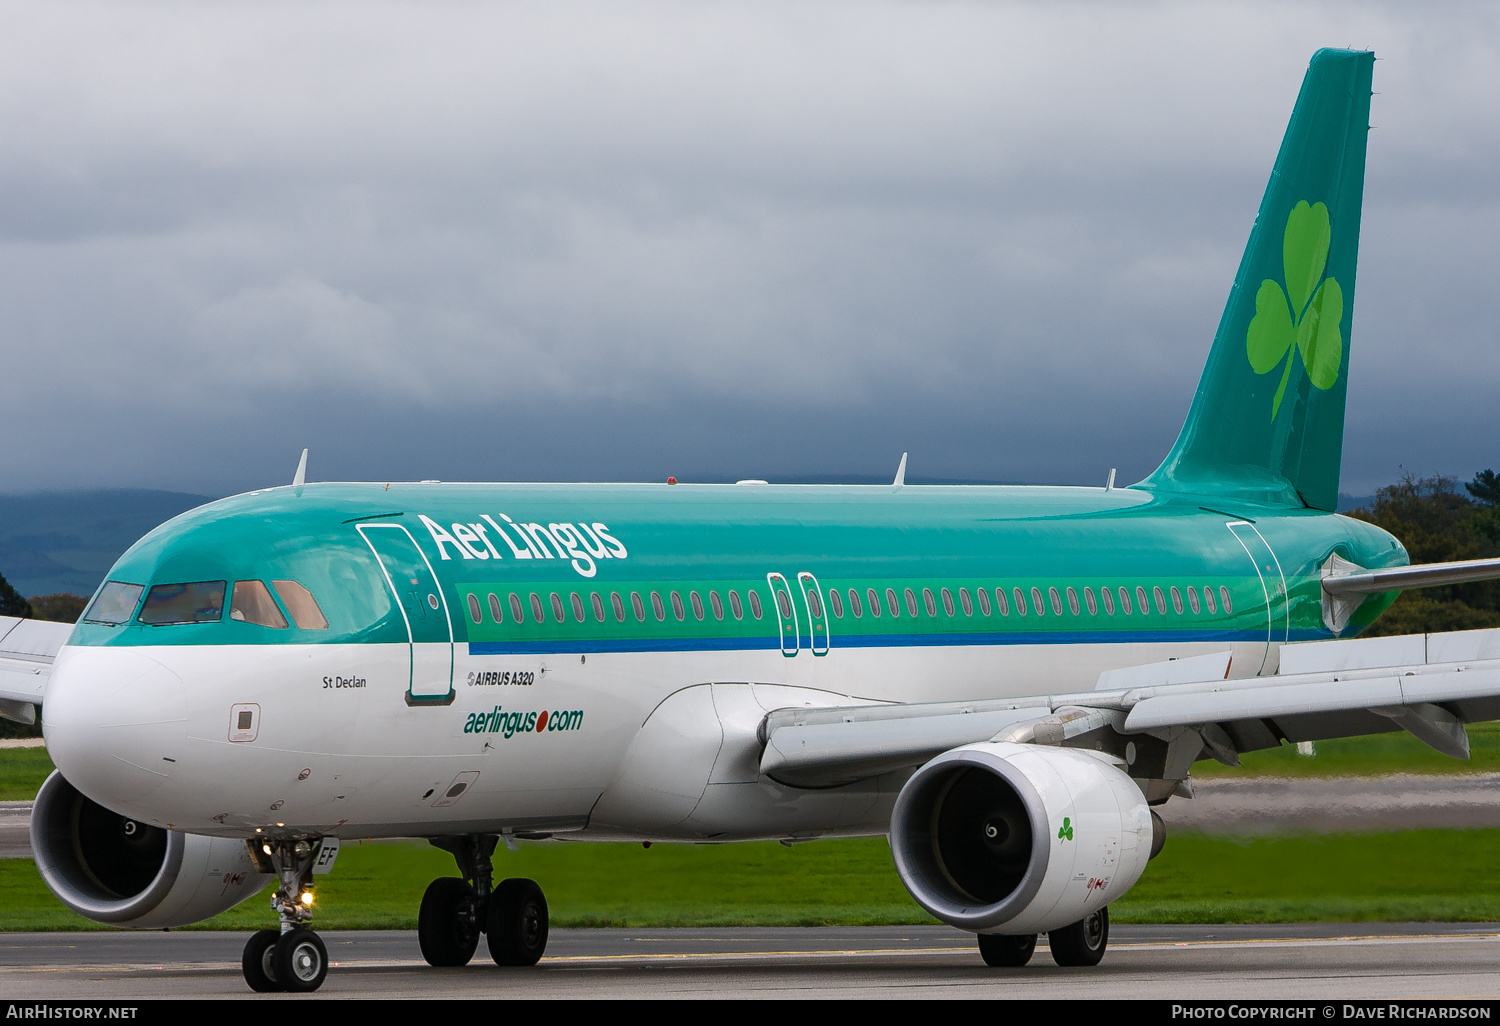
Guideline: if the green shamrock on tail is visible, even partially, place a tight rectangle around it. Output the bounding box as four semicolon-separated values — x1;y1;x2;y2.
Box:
1058;817;1074;841
1245;200;1344;419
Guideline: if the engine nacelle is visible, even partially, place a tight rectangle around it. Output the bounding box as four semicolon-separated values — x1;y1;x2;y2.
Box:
890;741;1152;935
31;771;272;929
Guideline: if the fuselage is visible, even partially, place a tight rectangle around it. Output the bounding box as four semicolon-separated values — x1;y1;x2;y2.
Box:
41;480;1405;843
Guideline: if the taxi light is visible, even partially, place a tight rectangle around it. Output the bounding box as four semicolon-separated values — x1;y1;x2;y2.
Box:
300;891;314;906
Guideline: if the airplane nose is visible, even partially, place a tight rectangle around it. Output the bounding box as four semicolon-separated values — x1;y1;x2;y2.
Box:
43;647;187;816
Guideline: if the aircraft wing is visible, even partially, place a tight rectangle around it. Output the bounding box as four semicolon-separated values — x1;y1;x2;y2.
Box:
759;627;1500;789
0;616;74;725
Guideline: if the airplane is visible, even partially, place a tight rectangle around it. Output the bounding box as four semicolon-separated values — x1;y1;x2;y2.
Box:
4;46;1500;994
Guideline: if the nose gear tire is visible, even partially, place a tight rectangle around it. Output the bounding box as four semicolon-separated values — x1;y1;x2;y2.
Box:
242;929;283;991
272;929;328;992
486;877;549;967
418;877;481;967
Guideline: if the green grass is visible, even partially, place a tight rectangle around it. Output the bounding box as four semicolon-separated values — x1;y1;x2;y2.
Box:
0;747;52;800
1191;721;1500;778
5;722;1497;804
7;828;1500;931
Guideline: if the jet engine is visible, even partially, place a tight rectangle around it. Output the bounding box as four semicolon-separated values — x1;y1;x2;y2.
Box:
30;771;271;929
889;741;1152;935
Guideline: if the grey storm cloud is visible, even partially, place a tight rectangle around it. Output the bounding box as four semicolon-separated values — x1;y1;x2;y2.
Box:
0;1;1497;496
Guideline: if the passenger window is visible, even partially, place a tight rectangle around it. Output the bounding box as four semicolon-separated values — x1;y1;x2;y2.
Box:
670;591;685;621
808;588;823;618
710;591;724;620
1154;586;1167;615
592;592;606;622
776;590;792;619
1067;587;1080;616
232;580;288;629
886;588;900;618
691;591;705;621
958;588;971;616
1204;586;1217;615
1187;587;1200;615
631;592;646;622
730;590;744;620
1083;587;1096;616
530;593;545;623
1032;587;1046;617
139;581;225;625
992;588;1005;616
976;587;991;617
1014;588;1027;616
1220;586;1233;614
650;591;666;621
465;593;482;625
571;593;586;623
868;588;881;618
1118;587;1132;615
922;588;936;617
828;589;843;618
904;588;918;617
849;588;863;618
510;594;525;623
488;593;504;624
1049;587;1063;616
84;581;144;625
611;591;626;622
1136;586;1149;615
1171;586;1184;615
748;590;763;619
1101;587;1115;615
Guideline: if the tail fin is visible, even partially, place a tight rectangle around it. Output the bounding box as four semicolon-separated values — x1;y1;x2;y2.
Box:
1142;48;1373;511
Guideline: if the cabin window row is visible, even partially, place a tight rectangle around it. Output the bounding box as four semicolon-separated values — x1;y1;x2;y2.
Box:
466;581;1234;629
467;588;766;626
823;584;1232;621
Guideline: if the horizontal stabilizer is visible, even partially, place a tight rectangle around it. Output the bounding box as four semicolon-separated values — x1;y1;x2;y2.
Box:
1323;556;1500;596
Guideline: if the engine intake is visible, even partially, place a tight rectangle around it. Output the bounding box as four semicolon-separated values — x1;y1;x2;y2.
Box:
890;741;1151;935
31;771;271;928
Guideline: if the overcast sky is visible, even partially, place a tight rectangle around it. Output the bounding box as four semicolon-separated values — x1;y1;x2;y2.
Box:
1;1;1496;498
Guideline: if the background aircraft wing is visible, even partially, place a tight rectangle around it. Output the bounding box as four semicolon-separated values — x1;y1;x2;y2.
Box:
759;627;1500;789
0;616;73;724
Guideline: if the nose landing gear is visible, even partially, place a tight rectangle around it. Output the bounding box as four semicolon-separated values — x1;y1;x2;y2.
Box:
419;834;550;969
241;838;329;993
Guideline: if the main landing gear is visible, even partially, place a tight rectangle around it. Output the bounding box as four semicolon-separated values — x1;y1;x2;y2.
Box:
242;838;329;993
418;834;549;968
977;906;1109;969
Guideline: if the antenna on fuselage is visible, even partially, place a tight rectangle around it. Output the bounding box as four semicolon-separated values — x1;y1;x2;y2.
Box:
292;448;308;489
893;452;908;487
1105;467;1116;492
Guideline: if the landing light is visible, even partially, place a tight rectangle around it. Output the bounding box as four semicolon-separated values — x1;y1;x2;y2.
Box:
300;891;314;906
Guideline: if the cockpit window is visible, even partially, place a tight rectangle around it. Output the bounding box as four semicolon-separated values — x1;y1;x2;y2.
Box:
83;581;144;625
272;580;329;630
138;581;226;625
230;580;288;629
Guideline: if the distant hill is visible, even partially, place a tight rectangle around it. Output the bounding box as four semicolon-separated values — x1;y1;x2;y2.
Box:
0;490;214;599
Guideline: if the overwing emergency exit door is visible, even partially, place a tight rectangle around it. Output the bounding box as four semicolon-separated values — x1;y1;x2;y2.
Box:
358;523;455;703
766;573;800;657
796;572;830;656
1226;521;1289;675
